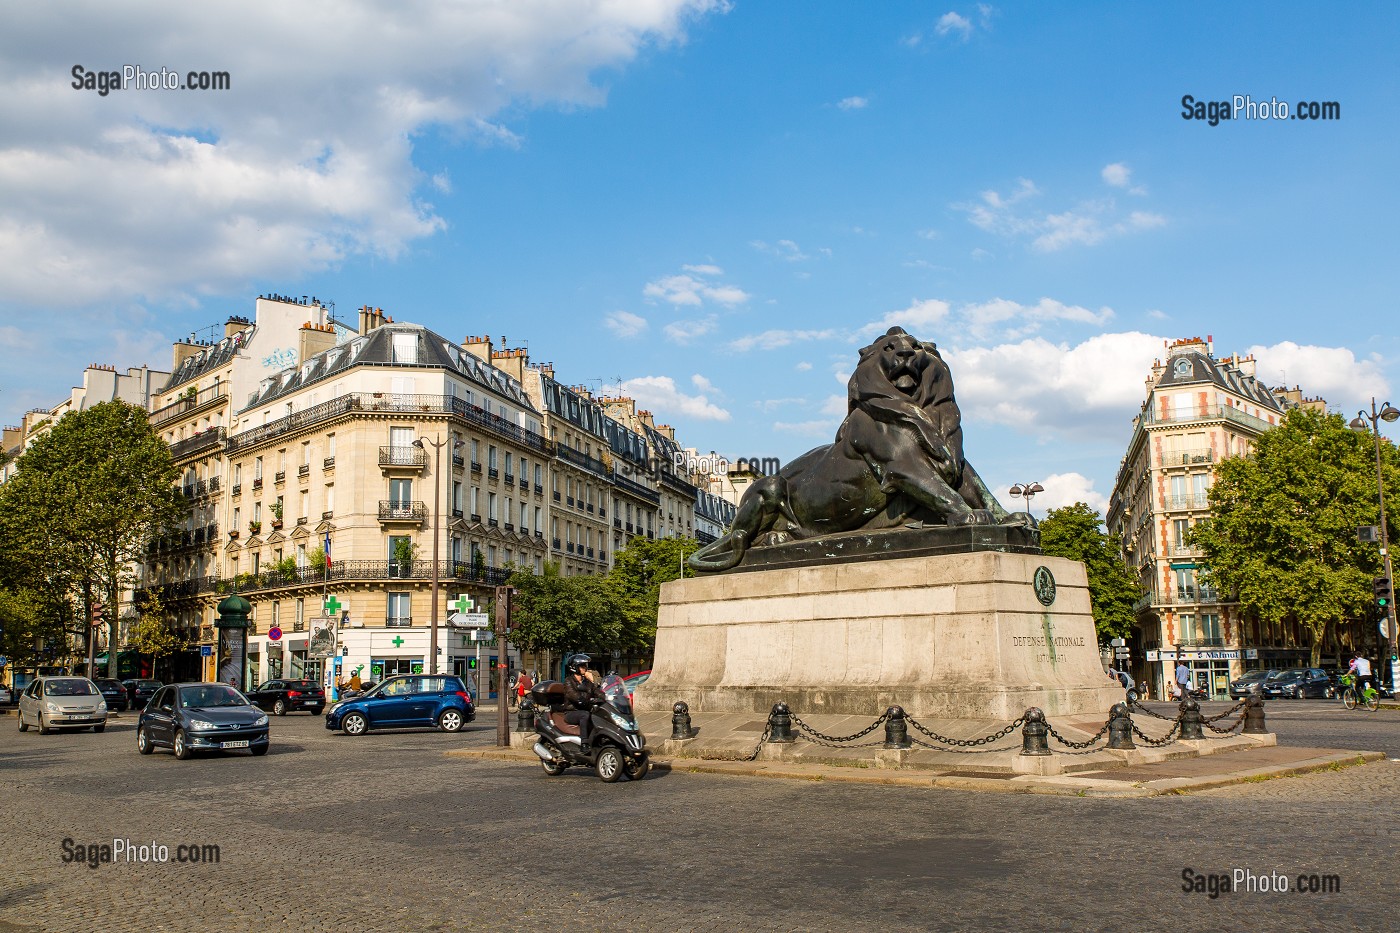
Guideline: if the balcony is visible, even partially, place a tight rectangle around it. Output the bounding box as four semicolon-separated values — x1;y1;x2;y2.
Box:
504;473;515;486
566;542;575;553
598;550;607;562
519;477;529;491
566;496;574;507
1164;493;1210;511
274;470;285;485
1140;404;1277;434
452;508;464;519
385;617;413;628
470;513;482;523
471;461;482;474
555;444;611;480
552;538;561;550
614;518;622;528
149;384;228;429
252;477;264;490
1174;587;1222;604
380;446;428;471
612;472;660;505
169;427;226;462
488;467;499;480
295;516;308;526
453;453;465;468
1160;449;1214;469
322;510;334;520
1171;544;1200;557
504;522;514;531
488;518;498;527
378;500;427;523
323;456;335;471
553;491;562;502
1176;636;1229;648
534;484;543;496
298;463;310;477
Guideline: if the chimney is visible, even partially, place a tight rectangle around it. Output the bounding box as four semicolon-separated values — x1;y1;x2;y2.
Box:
490;345;529;382
298;322;337;366
171;340;203;372
358;306;390;335
224;316;252;339
657;424;676;441
463;335;493;362
638;409;656;430
2;425;21;452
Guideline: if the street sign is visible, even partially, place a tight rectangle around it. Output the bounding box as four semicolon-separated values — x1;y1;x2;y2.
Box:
1382;618;1396;640
469;630;493;642
199;646;213;657
268;626;283;642
1109;637;1126;647
1114;648;1131;658
1358;526;1380;543
450;612;490;629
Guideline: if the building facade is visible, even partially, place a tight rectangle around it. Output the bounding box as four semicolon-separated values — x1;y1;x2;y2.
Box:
1106;336;1326;699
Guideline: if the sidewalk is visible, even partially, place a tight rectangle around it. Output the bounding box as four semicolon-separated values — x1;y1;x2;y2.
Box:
450;739;1385;797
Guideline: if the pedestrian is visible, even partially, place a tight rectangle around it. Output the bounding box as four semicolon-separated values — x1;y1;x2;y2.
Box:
1175;660;1191;700
1351;652;1374;700
516;669;533;706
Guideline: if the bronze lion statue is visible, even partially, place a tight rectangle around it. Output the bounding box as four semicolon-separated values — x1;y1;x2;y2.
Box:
689;326;1032;572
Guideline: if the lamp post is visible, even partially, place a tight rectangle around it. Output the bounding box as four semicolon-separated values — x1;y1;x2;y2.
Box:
1008;482;1044;514
1349;399;1400;688
413;434;462;676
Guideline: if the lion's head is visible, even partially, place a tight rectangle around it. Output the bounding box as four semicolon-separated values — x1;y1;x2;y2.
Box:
849;326;947;410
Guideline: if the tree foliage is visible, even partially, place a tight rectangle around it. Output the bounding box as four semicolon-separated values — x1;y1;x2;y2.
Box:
1039;502;1141;642
0;401;184;677
1190;408;1399;666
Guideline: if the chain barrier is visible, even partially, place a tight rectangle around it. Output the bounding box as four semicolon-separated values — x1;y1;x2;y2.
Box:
1130;721;1182;747
1203;709;1248;735
1128;700;1175;721
788;710;889;745
705;724;771;762
904;713;1025;749
1046;718;1111;749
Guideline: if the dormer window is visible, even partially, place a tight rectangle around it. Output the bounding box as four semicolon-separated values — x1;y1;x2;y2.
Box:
391;333;418;364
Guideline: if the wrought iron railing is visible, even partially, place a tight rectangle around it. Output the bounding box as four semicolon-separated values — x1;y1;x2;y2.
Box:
378;500;427;522
379;445;428;468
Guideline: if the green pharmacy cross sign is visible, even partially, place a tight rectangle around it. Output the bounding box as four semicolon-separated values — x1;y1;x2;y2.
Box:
323;595;343;615
449;595;474;614
391;635;405;648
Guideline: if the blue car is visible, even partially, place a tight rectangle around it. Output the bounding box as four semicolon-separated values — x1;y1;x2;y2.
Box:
325;674;475;735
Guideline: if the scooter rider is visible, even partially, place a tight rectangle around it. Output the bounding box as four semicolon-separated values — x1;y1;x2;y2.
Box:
563;654;605;743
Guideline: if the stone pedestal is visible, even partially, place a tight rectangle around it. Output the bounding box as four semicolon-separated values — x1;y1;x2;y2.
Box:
632;551;1123;720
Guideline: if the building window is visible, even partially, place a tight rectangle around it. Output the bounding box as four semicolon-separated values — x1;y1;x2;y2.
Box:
391;333;418;364
488;492;498;522
387;592;412;625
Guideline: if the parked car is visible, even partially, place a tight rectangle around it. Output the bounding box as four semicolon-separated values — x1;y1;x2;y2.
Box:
93;678;129;712
621;669;652;704
1227;669;1276;699
1261;668;1333;699
247;679;326;716
122;679;163;711
16;676;108;734
326;674;474;735
136;683;270;759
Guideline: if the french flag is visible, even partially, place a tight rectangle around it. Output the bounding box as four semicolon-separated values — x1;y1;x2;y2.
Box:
324;532;332;568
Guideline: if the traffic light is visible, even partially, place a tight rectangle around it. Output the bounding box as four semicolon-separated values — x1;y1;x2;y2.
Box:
468;658;478;670
1375;576;1393;608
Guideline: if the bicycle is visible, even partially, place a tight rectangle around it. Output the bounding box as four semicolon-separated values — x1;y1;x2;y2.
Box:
1338;672;1380;712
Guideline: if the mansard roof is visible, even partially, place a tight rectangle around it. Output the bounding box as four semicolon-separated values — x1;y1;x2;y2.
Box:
1152;348;1283;411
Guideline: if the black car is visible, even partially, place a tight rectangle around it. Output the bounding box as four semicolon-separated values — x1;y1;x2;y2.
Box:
93;678;129;712
122;679;162;710
1262;668;1333;699
136;683;270;759
1227;669;1276;699
247;679;326;716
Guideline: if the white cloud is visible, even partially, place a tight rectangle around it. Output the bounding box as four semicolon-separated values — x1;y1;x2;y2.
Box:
837;96;868;110
958;176;1166;252
944;331;1166;440
663;315;718;344
604;310;648;338
683;263;724;276
0;1;726;308
795;361;813;371
936;12;973;38
1102;162;1148;195
728;328;841;351
753;397;806;412
819;394;848;417
608;375;730;422
750;239;810;262
644;270;750;307
996;472;1108;516
959;297;1113;342
856;298;951;340
691;373;720;395
1245;341;1390;405
774;419;838;436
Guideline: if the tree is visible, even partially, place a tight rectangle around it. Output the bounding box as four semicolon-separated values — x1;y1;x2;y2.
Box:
0;401;184;677
127;593;187;679
1190;408;1398;667
1039;502;1141;642
0;586;68;669
606;536;698;653
507;562;624;667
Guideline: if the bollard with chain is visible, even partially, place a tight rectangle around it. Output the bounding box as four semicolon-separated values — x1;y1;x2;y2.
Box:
768;702;795;743
671;701;696;740
1242;691;1269;734
883;705;912;749
515;697;536;733
1106;702;1135;750
1178;698;1205;740
1020;707;1050;756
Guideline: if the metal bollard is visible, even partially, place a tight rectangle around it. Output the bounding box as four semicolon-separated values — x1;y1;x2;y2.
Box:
1242;692;1269;734
1178;698;1205;740
1020;707;1050;756
671;701;696;740
1106;702;1135;750
883;705;912;749
768;702;795;743
515;697;536;733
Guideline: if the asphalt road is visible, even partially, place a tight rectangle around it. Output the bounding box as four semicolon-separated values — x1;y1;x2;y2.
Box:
0;700;1396;932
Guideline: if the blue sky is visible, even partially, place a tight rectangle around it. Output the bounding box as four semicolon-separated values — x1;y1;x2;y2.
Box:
2;1;1397;513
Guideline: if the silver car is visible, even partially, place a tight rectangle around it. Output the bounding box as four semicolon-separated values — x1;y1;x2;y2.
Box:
16;676;108;734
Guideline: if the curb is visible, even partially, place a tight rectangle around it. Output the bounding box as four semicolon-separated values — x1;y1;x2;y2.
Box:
446;745;1388;797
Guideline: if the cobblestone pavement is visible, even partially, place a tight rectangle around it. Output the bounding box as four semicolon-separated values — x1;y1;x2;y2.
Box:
0;701;1394;932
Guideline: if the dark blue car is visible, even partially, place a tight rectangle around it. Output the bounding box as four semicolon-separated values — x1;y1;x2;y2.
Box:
137;683;270;759
325;674;475;735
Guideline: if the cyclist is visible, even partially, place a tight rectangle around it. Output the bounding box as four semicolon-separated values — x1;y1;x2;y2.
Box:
1349;652;1375;702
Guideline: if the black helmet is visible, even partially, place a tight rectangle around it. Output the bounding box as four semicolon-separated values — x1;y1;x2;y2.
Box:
565;653;591;676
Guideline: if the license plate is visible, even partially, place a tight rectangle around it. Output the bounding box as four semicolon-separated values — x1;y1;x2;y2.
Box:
220;740;250;748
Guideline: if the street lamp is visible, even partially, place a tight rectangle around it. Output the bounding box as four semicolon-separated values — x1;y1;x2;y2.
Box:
1008;482;1044;513
413;434;463;676
1349;399;1400;688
